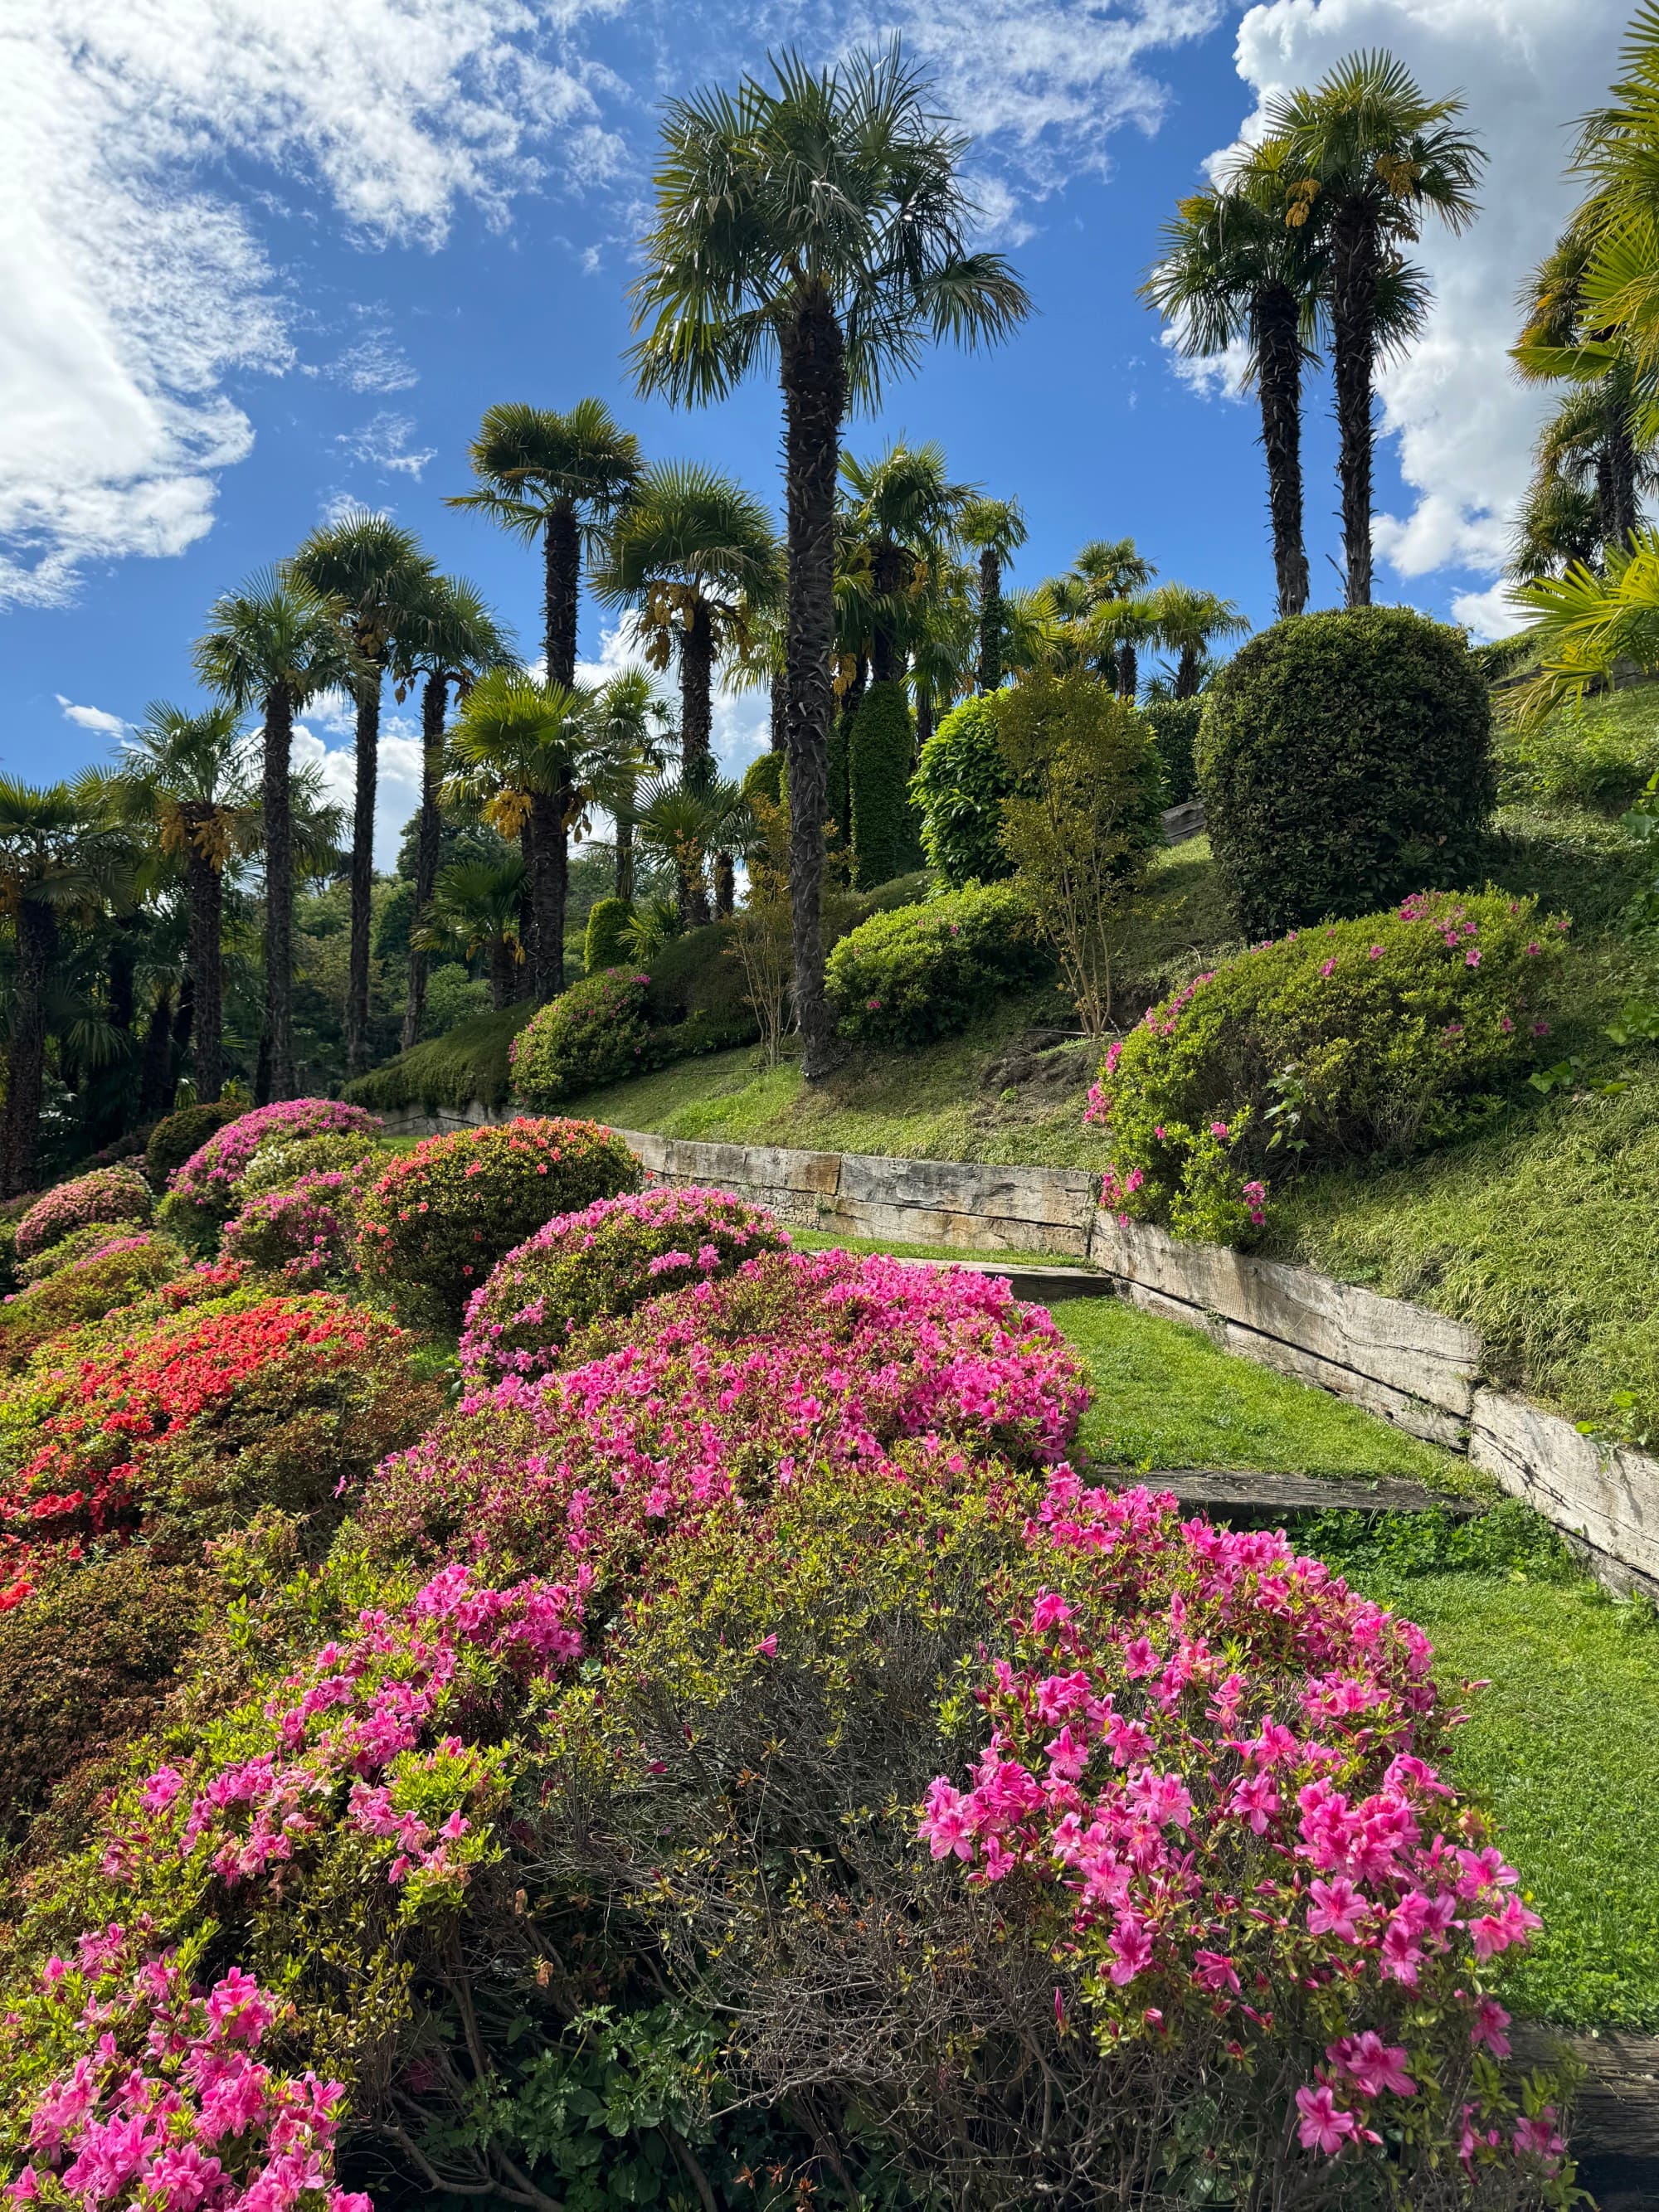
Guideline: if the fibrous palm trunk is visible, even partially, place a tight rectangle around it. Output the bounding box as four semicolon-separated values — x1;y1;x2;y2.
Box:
769;666;786;753
780;286;846;1080
977;547;1002;693
260;678;297;1101
680;600;716;926
615;775;636;903
1331;203;1379;610
489;936;516;1011
540;504;581;979
528;789;566;1002
0;898;56;1197
138;985;176;1122
916;684;934;753
1605;379;1640;556
1116;642;1137;702
403;672;449;1050
714;852;735;919
345;661;381;1077
1174;648;1201;701
183;827;225;1104
1253;284;1311;620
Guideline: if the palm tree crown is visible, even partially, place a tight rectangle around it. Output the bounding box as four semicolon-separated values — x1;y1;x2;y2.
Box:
958;493;1026;691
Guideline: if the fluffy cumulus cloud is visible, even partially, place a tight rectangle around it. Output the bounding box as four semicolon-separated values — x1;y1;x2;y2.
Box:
1227;0;1630;635
56;695;129;737
0;0;626;609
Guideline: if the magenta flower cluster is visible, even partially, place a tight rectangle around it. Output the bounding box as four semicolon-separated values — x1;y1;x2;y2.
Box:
221;1171;366;1284
14;1168;153;1262
168;1103;382;1217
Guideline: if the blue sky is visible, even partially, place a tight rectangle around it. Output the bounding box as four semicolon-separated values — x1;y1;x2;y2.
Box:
4;0;1629;860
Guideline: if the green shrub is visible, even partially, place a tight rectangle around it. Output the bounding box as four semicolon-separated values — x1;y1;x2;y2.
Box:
827;702;852;843
14;1166;153;1262
1198;608;1496;937
910;694;1016;887
237;1129;380;1203
0;1233;188;1371
848;680;920;888
826;880;1049;1048
16;1218;156;1284
1496;698;1659;813
742;751;783;806
583;896;635;975
1141;698;1202;807
343;999;535;1116
221;1170;370;1285
511;970;653;1106
354;1115;642;1323
640;921;761;1057
145;1101;241;1193
1089;887;1570;1243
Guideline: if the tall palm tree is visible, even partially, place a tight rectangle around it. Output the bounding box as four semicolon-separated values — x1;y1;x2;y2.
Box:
632;771;751;929
1041;539;1157;693
110;706;261;1105
630;46;1029;1077
839;441;972;683
195;571;365;1102
1142;144;1326;620
416;857;528;1011
289;509;433;1077
1266;51;1484;607
446;672;595;1000
1143;584;1251;698
446;401;643;691
958;494;1027;690
907;561;979;746
393;576;514;1049
588;669;672;902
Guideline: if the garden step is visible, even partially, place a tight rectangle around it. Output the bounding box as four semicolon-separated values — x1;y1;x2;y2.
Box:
883;1254;1116;1302
1092;1467;1482;1517
1514;2025;1659;2206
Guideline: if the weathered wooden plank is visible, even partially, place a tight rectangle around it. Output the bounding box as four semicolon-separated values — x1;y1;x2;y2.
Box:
1471;1389;1659;1587
840;1151;1096;1232
1088;1212;1480;1416
1099;1468;1479;1516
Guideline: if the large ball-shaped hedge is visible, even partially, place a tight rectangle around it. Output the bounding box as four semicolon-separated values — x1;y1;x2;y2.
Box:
1197;609;1495;937
910;695;1016;888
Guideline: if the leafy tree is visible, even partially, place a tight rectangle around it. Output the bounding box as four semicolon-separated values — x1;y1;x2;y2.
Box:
289;510;434;1075
630;46;1029;1077
194;571;366;1101
848;681;918;887
1266;51;1483;607
958;493;1027;691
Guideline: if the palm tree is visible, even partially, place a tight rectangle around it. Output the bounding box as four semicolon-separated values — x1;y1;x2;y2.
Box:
110;706;262;1104
195;571;366;1101
587;669;672;902
417;857;528;1011
839;441;973;683
1142;144;1326;620
1265;51;1484;607
289;509;433;1077
630;46;1029;1077
958;494;1027;690
393;576;513;1049
1143;584;1251;698
1042;539;1157;693
632;772;751;929
446;401;643;690
446;672;595;1000
907;562;979;746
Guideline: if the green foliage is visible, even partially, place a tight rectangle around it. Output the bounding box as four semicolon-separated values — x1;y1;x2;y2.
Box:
639;919;761;1058
827;702;851;844
1092;888;1569;1243
512;972;654;1106
145;1103;241;1193
238;1132;379;1203
15;1168;153;1262
1198;609;1496;936
741;752;783;805
826;881;1048;1048
910;694;1015;887
343;1001;537;1116
848;680;921;888
1141;698;1203;806
583;897;635;975
0;1234;188;1371
1496;694;1659;813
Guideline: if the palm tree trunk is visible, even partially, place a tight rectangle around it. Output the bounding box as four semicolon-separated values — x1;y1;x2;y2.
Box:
1607;380;1639;554
977;547;1002;693
345;668;381;1077
0;898;55;1197
528;790;565;1001
138;985;176;1123
915;684;934;753
260;678;297;1102
184;832;225;1104
769;666;786;753
714;852;736;919
616;776;636;903
780;286;846;1081
1331;204;1379;610
545;506;581;689
1117;642;1137;701
1253;284;1311;620
1174;647;1201;701
489;937;515;1011
403;672;448;1051
680;600;715;780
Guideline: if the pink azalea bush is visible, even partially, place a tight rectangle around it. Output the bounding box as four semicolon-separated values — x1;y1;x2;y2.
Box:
509;970;653;1106
353;1116;641;1325
362;1248;1087;1586
1087;890;1569;1242
15;1169;153;1263
917;1474;1567;2198
165;1104;383;1237
221;1170;370;1285
459;1184;791;1386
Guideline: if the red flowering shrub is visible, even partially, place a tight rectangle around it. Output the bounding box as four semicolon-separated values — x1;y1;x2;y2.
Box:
361;1248;1087;1587
164;1101;383;1237
15;1168;153;1262
0;1293;439;1611
353;1116;640;1325
0;1233;188;1372
459;1184;791;1386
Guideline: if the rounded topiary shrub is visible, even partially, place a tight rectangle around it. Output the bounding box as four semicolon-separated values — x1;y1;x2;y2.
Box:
163;1099;383;1238
1088;887;1569;1242
848;680;921;889
14;1167;153;1263
910;695;1016;888
1141;698;1202;807
826;880;1048;1048
460;1184;791;1386
354;1115;642;1323
1198;609;1495;937
583;897;635;975
221;1169;368;1285
510;970;652;1107
144;1101;241;1193
742;751;783;807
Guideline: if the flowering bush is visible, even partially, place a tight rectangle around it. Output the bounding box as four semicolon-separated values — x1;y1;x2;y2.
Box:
237;1132;380;1204
825;880;1048;1048
0;1233;189;1372
0;1293;438;1612
508;970;653;1106
459;1185;791;1386
221;1171;369;1285
1087;890;1571;1242
164;1101;383;1236
353;1116;641;1325
15;1169;153;1263
362;1248;1086;1586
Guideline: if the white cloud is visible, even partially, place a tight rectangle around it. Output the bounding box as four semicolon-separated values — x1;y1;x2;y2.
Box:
1226;0;1629;597
327;332;419;395
1;0;628;606
337;411;437;479
292;709;424;872
56;693;127;737
1452;577;1525;641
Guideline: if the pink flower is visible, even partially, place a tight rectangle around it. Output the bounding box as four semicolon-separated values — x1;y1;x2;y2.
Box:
1319;958;1336;977
1209;1121;1228;1140
1307;1877;1365;1942
1328;2030;1416;2099
1470;1996;1511;2056
1295;2083;1360;2156
1465;948;1481;967
1192;1949;1240;1996
1368;945;1383;960
1107;1912;1153;1985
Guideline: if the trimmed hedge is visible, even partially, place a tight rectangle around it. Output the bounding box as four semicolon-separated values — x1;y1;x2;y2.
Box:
1198;609;1496;938
826;880;1049;1048
145;1102;241;1193
742;752;783;806
911;694;1016;888
343;1000;536;1117
511;970;654;1106
583;897;635;975
848;680;921;889
1142;698;1202;808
